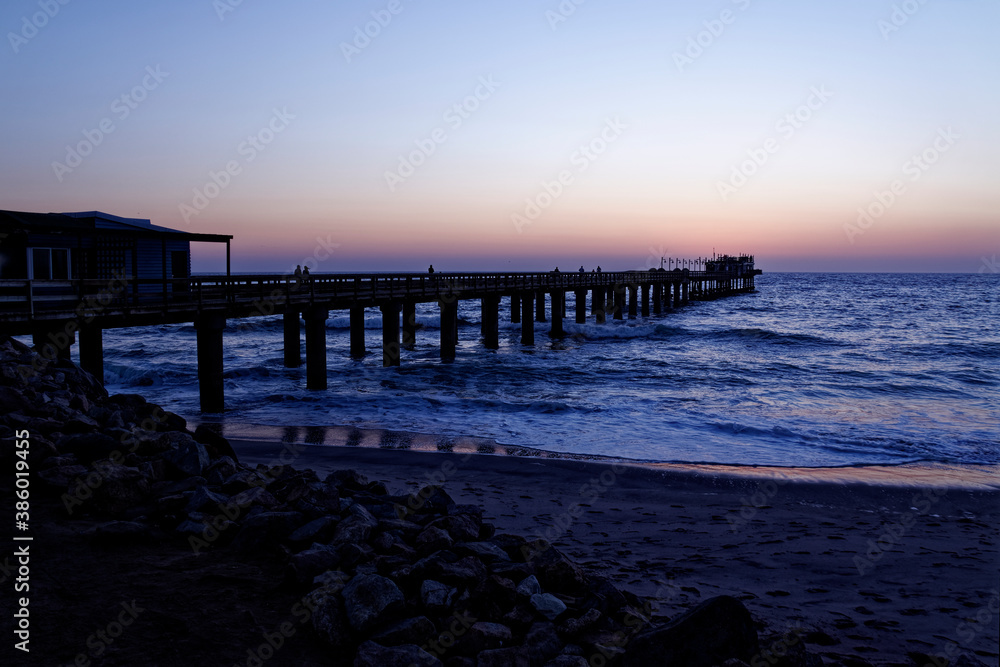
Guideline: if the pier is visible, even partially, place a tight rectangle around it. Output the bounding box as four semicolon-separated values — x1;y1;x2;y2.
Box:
1;258;760;412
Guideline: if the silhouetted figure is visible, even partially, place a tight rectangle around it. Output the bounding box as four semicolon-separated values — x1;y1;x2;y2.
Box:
428;264;435;274
579;266;585;273
294;265;302;279
553;267;560;273
302;266;310;278
596;265;602;273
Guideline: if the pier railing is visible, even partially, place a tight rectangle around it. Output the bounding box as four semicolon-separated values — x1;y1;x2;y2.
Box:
0;269;752;325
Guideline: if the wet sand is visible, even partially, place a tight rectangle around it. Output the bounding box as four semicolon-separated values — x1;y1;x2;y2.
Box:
234;438;1000;665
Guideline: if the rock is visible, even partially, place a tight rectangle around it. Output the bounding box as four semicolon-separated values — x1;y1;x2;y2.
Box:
230;511;303;554
531;548;588;595
332;503;379;544
459;622;512;655
370;616;437;647
289;545;341;585
544;656;589;667
454;541;510;564
204;456;239;485
525;621;563;662
428;514;481;543
89;463;151;515
353;641;442;667
37;464;90;490
421;580;458;615
185;486;230;514
531;594;568;621
57;432;120;465
193;424;239;462
229;486;279;510
516;575;542;598
289;515;339;544
325;469;369;493
559;608;601;637
476;647;530;667
416;526;454;555
341;574;406;633
164;438;210;478
311;588;352;649
623;596;759;667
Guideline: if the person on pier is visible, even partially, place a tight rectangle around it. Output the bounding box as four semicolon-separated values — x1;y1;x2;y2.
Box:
428;264;435;274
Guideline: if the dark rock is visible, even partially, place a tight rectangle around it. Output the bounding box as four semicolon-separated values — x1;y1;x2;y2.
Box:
531;548;589;596
204;456;239;485
193;424;239;462
57;432;120;465
354;641;442;667
332;503;379;545
289;545;341;585
428;514;481;543
525;621;563;663
89;463;151;515
37;464;89;490
341;574;406;633
229;486;279;510
185;486;230;514
476;647;530;667
559;608;601;637
421;580;458;615
417;526;455;555
370;616;437;647
325;468;369;492
164;438;210;478
544;656;589;667
458;622;512;655
454;541;511;564
311;588;352;649
531;594;567;621
623;595;759;667
289;514;339;544
230;511;303;554
516;575;541;598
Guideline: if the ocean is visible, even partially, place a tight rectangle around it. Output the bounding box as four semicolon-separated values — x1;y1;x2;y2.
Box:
73;272;999;469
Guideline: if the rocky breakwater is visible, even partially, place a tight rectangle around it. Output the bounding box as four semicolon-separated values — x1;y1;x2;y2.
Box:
0;335;822;666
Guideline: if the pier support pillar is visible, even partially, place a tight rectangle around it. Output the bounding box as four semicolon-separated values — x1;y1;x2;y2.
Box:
439;298;458;361
284;310;302;367
593;287;606;324
381;303;401;367
653;284;662;314
349;307;366;358
402;302;417;350
535;290;546;322
613;283;624;320
574;289;587;324
550;292;564;337
79;325;104;385
481;296;500;350
627;285;638;319
673;282;681;309
304;307;328;390
511;293;521;324
195;311;226;411
520;293;535;345
682;282;689;304
641;285;650;317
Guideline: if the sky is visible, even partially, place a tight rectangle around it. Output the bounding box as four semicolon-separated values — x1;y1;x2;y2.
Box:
1;0;997;273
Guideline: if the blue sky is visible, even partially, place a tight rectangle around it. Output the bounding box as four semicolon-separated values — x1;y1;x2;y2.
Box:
2;0;997;272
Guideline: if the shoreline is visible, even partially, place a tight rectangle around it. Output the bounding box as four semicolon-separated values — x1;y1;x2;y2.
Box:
196;420;1000;491
231;437;1000;664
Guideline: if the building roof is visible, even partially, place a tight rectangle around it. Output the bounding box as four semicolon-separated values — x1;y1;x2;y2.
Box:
0;210;232;243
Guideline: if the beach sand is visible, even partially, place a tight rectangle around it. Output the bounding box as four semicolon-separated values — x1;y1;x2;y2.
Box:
233;438;1000;666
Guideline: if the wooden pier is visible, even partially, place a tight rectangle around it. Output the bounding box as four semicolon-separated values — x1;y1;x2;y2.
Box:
1;258;760;412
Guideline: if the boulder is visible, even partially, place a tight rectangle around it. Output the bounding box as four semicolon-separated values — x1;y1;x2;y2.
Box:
353;641;441;667
622;596;759;667
164;438;210;478
193;424;239;462
341;574;406;633
230;511;303;554
531;594;567;621
370;616;437;647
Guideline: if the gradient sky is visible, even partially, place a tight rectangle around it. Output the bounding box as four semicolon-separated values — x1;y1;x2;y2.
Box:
2;0;997;273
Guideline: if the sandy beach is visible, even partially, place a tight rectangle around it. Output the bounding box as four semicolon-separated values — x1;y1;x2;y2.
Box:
232;438;1000;666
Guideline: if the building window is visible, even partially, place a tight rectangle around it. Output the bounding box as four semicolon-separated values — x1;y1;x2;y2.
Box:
29;248;71;279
